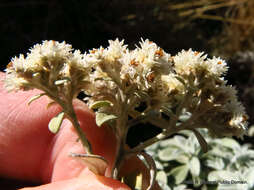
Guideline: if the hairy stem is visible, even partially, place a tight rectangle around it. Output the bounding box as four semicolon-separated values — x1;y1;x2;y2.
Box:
127;127;180;154
67;107;92;154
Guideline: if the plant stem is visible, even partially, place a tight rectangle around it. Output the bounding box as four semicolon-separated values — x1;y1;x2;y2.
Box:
46;89;93;155
67;108;92;154
111;138;125;179
127;127;180;154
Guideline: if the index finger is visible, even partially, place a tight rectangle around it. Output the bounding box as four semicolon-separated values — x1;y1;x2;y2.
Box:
0;72;116;182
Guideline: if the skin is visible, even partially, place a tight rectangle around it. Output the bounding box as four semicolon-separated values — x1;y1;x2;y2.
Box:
0;72;161;190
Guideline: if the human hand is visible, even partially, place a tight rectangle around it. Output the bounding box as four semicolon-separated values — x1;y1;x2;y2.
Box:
0;72;161;190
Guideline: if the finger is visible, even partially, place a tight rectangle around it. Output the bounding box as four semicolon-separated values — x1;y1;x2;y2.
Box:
20;172;130;190
0;72;160;190
0;72;61;181
0;72;116;183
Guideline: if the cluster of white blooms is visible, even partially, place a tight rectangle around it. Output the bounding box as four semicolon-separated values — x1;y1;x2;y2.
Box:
5;41;91;102
5;39;248;138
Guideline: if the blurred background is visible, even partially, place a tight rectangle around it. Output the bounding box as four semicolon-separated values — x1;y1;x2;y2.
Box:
0;0;253;189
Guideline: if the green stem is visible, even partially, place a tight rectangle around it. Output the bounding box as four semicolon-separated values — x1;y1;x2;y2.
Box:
67;108;92;154
35;85;93;154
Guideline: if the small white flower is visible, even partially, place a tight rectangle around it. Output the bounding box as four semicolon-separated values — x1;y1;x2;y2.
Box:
104;38;127;61
206;56;228;76
173;49;207;75
29;40;72;60
4;72;31;91
161;74;185;94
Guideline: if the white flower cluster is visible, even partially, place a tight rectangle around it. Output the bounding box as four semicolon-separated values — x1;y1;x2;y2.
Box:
5;41;90;101
5;39;248;138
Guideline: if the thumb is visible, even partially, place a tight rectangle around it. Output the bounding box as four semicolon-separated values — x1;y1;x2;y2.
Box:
20;172;130;190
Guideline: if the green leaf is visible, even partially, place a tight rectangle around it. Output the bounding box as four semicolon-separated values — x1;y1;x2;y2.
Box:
175;76;186;85
169;165;189;184
205;157;224;170
48;112;65;134
95;112;117;127
208;170;237;181
179;112;191;122
70;153;108;176
89;100;112;109
189;156;200;176
27;93;45;105
159;136;186;149
158;147;181;161
173;184;187;190
219;138;240;149
176;154;190;164
94;77;112;81
156;170;168;184
46;101;57;109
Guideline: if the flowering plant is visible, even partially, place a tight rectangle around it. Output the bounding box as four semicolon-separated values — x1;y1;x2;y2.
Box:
4;39;248;189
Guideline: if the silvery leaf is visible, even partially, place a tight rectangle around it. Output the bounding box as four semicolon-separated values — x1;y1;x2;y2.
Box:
169;165;189;184
70;153;108;176
156;170;168;184
48;112;65;134
54;79;69;85
215;138;240;150
158;147;184;162
95;112;117;127
208;170;238;181
89;100;112;109
28;93;45;105
189;156;200;176
173;185;187;190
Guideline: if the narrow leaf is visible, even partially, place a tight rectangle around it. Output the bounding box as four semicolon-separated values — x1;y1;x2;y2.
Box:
191;129;208;153
95;112;117;127
28;93;45;105
70;153;108;176
54;79;69;85
48;112;65;134
94;77;112;81
156;171;168;184
174;185;187;190
169;165;189;184
208;170;237;181
175;76;185;85
189;156;200;176
89;100;112;109
46;101;57;109
219;138;240;149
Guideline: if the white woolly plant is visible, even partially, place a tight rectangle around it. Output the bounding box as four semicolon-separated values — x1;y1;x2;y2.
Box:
4;39;248;190
146;129;254;190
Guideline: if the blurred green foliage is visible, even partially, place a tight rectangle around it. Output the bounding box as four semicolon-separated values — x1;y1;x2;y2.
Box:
146;129;254;190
